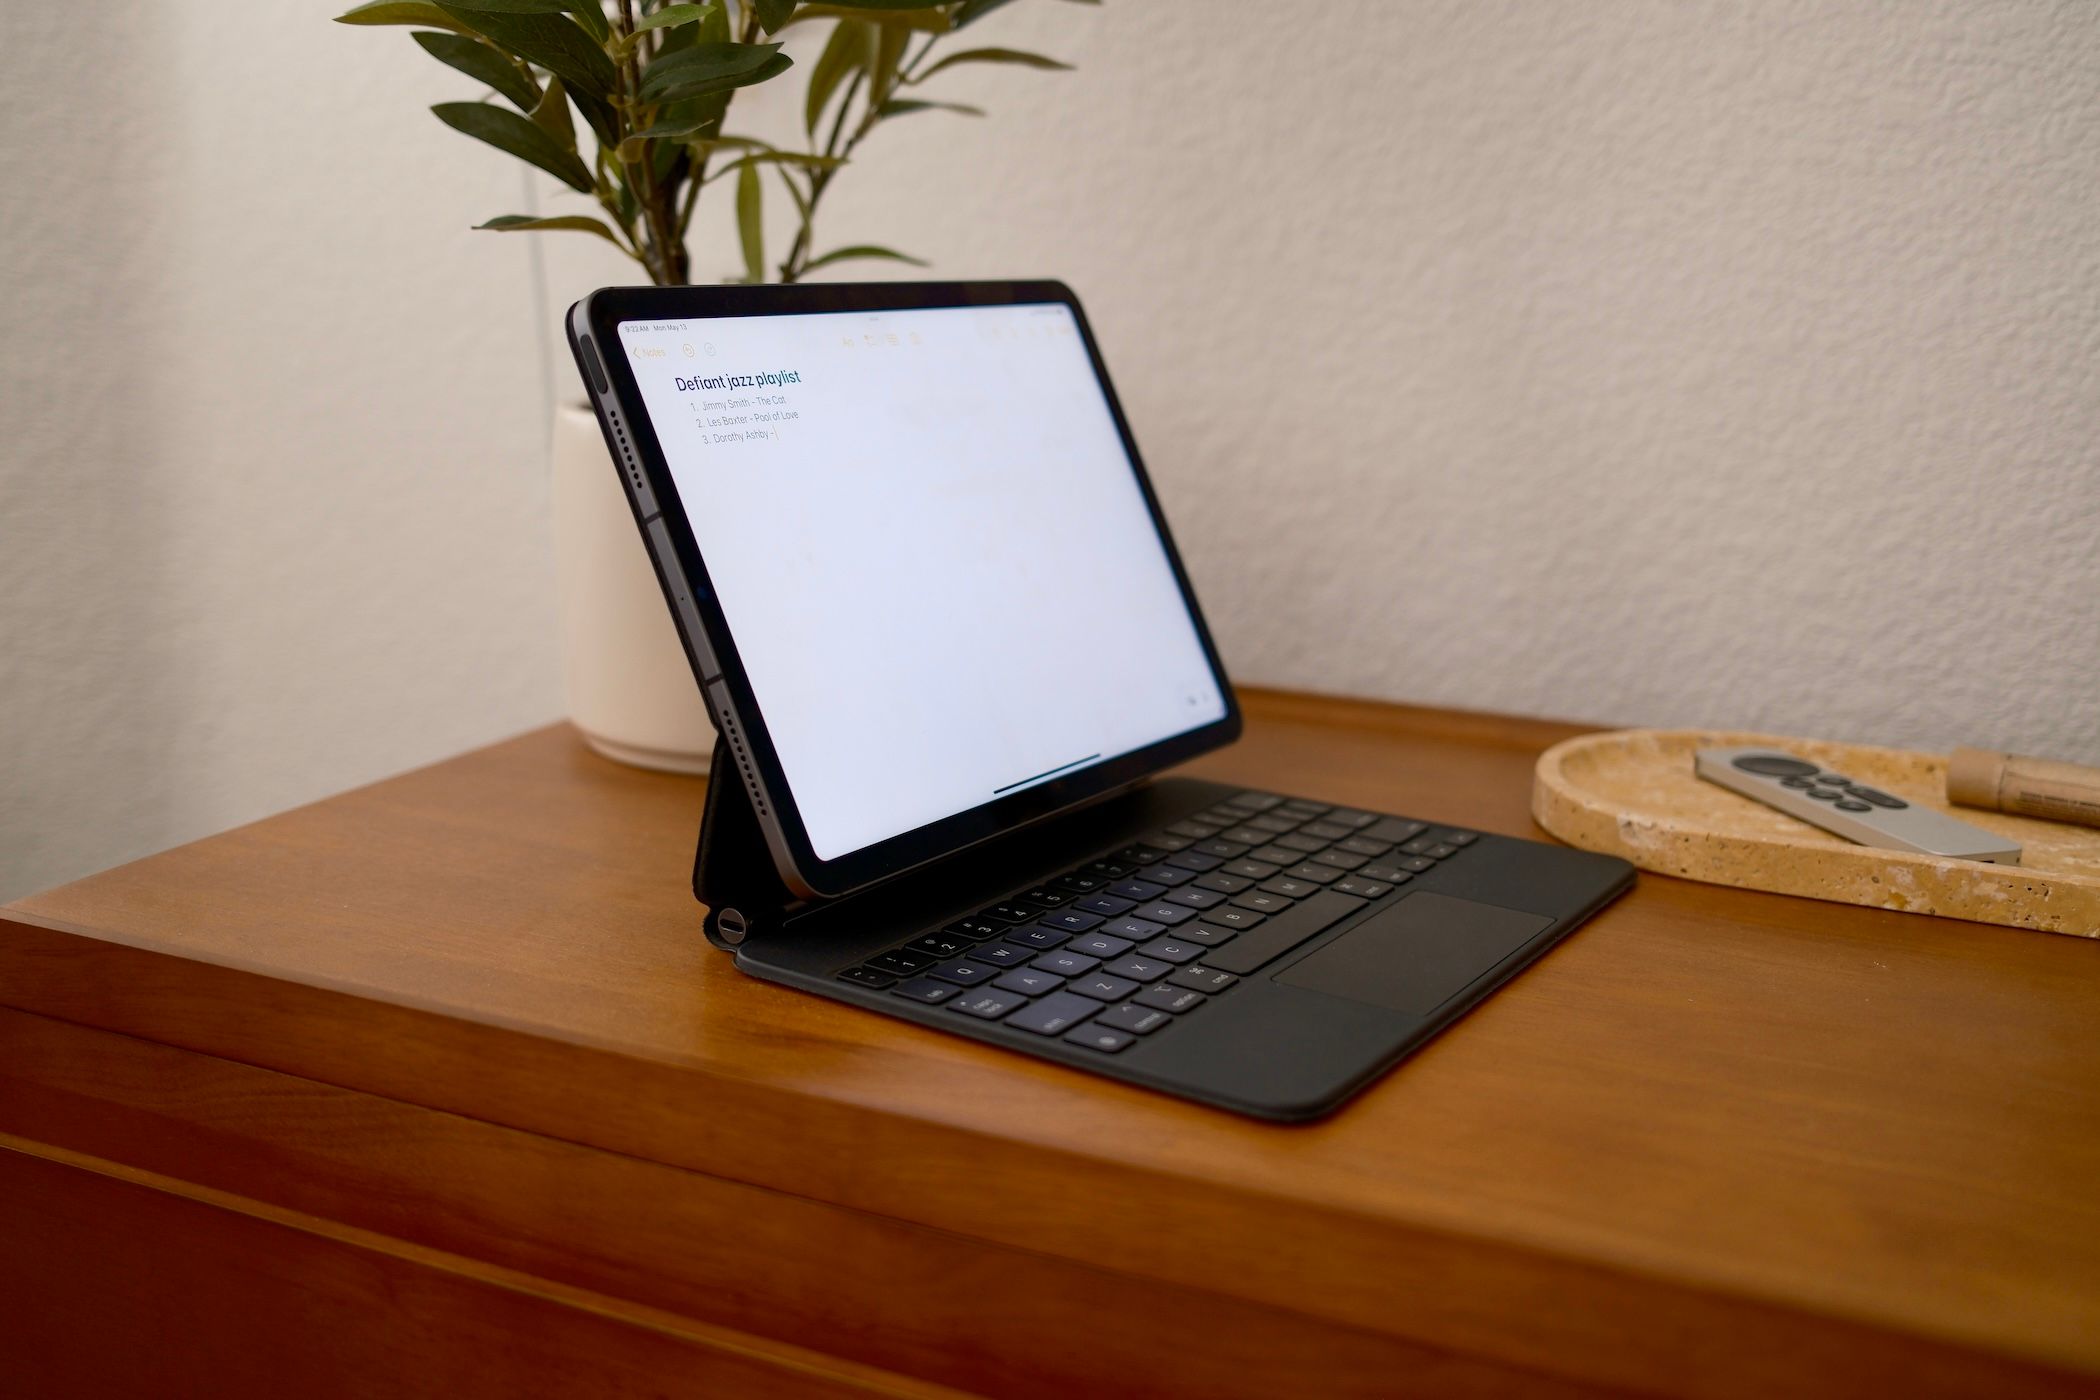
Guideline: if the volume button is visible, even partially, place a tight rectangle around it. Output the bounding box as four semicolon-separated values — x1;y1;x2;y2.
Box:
645;519;719;681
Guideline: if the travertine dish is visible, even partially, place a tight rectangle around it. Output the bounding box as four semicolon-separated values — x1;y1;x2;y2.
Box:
1532;729;2100;936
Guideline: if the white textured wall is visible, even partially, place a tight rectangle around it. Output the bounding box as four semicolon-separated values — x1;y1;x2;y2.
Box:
4;1;2098;900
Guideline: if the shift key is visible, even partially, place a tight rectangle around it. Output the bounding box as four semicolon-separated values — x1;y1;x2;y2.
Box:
1202;891;1367;974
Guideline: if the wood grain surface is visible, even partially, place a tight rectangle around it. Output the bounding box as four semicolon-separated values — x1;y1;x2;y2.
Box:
4;688;2098;1397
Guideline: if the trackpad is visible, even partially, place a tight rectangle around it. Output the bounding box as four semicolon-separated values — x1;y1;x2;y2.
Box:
1275;892;1553;1015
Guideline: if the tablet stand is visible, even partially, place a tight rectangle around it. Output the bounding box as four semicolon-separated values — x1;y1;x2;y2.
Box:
693;735;815;950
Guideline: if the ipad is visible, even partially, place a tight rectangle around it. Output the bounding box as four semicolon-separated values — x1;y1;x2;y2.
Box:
568;283;1241;899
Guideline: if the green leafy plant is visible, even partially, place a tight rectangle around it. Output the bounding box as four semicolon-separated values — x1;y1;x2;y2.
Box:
336;0;1091;286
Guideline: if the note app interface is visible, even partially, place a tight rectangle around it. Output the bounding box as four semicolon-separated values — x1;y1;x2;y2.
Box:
619;303;1226;861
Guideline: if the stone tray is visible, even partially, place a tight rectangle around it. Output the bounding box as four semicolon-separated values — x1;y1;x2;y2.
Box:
1532;729;2100;937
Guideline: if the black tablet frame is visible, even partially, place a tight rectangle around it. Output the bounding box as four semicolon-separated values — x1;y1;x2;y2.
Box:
570;280;1241;900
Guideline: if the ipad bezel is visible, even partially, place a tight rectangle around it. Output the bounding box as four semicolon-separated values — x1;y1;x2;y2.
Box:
572;280;1241;900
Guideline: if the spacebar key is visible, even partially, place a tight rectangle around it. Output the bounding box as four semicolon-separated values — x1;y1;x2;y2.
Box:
1204;891;1367;974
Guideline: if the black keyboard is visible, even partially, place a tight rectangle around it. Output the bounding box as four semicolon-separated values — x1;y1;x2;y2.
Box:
835;790;1480;1053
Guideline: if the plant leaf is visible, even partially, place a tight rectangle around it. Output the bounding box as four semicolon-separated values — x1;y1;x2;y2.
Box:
803;19;867;135
640;41;780;95
413;31;542;110
910;46;1071;83
432;100;595;191
637;50;791;106
334;2;472;31
436;0;610;42
476;213;625;247
635;2;712;34
529;73;577;150
753;0;796;32
869;19;907;107
435;6;617;100
736;161;765;284
953;0;1018;24
799;243;928;274
783;4;951;33
876;98;984;118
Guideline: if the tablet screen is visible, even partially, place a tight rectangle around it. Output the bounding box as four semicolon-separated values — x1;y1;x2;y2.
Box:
616;301;1228;862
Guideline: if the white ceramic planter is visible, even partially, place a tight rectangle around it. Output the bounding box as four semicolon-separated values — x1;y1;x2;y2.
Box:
550;400;715;773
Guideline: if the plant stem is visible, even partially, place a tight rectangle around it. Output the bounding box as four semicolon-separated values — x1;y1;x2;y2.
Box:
779;29;939;283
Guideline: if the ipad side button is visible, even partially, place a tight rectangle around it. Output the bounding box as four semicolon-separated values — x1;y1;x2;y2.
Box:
647;518;718;680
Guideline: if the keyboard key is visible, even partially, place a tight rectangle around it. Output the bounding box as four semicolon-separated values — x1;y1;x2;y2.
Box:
1073;893;1137;917
838;966;897;988
1135;983;1206;1014
1222;859;1281;880
1138;862;1197;887
1143;835;1193;853
1218;826;1273;846
1301;821;1352;841
1332;878;1393;899
1105;955;1171;981
1070;973;1139;1002
1358;865;1408;883
1174;923;1237;947
1424;843;1460;859
1095;1003;1172;1034
1337;836;1394;857
1135;937;1203;965
1165;850;1225;873
1246;814;1299;834
1435;830;1480;847
950;989;1029;1019
1102;915;1168;941
1065;1023;1136;1052
946;918;1005;942
1166;820;1220;840
1230;891;1294;915
1017;886;1072;908
972;941;1037;966
995;967;1067;997
1120;844;1171;865
1283;862;1341;884
1168;965;1239;993
1165;887;1227;910
1277;833;1329;853
1365;818;1428;844
930;959;997;986
911;933;972;959
1194;871;1253;895
1084;859;1138;879
1204;906;1267;930
1259;877;1320;899
1191;838;1250;859
986;903;1041;924
1229;792;1284;812
1203;890;1367;975
1054;873;1108;894
1279;801;1330;818
1133;902;1195;926
1042;909;1106;933
1012;925;1073;950
1006;991;1108;1036
1327;810;1378;829
1395;856;1436;873
1106;878;1166;902
1070;932;1135;959
868;949;936;975
892;976;959;1003
1034;949;1101;977
1311;850;1367;871
1250;844;1304;866
1400;838;1443;857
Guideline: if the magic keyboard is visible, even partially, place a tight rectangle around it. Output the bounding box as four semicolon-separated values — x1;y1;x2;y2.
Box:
835;790;1481;1053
